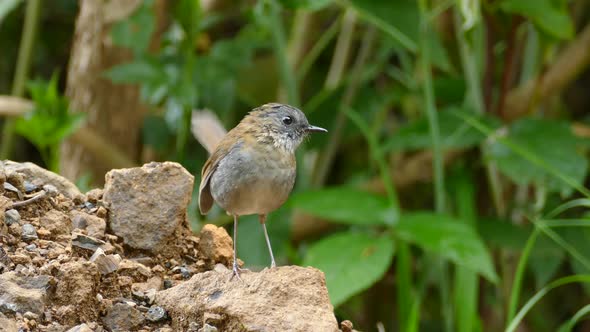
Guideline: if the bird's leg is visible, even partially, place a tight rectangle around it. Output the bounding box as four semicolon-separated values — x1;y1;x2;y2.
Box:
230;214;244;281
259;214;276;268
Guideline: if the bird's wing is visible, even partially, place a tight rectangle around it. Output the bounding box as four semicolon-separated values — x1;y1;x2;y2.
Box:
198;135;242;214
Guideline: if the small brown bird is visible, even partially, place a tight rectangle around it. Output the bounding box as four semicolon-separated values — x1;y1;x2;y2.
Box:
198;103;327;279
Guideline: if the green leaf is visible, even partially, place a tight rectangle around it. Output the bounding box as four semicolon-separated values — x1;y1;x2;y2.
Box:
395;212;498;282
303;232;395;307
500;0;574;39
288;187;398;226
479;218;530;251
0;0;22;26
279;0;333;10
110;0;155;55
349;0;451;71
383;108;497;152
104;59;165;84
485;118;588;196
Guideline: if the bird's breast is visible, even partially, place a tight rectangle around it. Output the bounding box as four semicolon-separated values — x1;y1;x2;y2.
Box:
209;140;296;216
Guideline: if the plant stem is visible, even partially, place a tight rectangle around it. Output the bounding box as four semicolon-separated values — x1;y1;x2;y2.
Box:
419;2;445;213
0;0;41;159
267;0;299;106
311;9;361;187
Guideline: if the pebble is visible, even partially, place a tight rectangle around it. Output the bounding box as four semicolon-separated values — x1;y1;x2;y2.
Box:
146;306;167;322
163;280;173;289
171;266;191;279
198;324;218;332
21;224;38;241
42;184;58;197
5;209;20;225
24;181;38;193
25;244;37;251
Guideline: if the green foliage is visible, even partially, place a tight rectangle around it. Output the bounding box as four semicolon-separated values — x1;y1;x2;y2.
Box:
14;73;85;171
303;232;395;307
0;0;22;27
395;213;498;283
499;0;574;39
288;187;398;226
110;0;155;56
486;118;588;196
383;109;495;152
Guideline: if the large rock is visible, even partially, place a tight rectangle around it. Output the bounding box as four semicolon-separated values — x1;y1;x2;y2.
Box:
103;162;194;251
0;272;50;315
2;161;82;199
155;266;338;332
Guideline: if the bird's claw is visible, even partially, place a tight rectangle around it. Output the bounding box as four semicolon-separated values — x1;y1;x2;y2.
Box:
230;261;249;281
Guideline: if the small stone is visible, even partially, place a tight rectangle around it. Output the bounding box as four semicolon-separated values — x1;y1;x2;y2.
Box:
9;253;31;265
198;324;218;332
85;188;103;203
213;263;228;273
187;322;200;332
146;306;167;322
152;265;165;274
0;272;49;315
341;320;354;332
21;224;38;241
203;312;222;325
23;311;38;320
71;232;108;252
171;266;191;279
90;248;121;275
96;206;107;218
5;209;20;225
118;260;152;280
23;181;37;193
70;211;106;239
163;280;173;289
66;323;93;332
157;327;174;332
39;210;71;239
103;303;145;332
198;224;233;265
42;184;58;197
25;244;36;252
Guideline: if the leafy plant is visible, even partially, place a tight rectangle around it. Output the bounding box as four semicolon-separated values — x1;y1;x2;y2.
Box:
14;73;85;171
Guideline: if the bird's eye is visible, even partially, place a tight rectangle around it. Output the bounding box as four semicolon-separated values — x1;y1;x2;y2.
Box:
282;116;293;125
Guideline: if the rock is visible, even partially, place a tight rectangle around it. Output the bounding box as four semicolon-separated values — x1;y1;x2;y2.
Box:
21;224;38;241
341;320;354;332
0;314;17;332
0;272;49;315
155;266;338;331
24;181;38;193
3;161;82;199
90;248;121;275
198;224;233;266
70;211;106;238
39;210;71;238
25;244;36;252
198;324;217;332
71;233;113;253
118;259;152;281
85;188;103;203
66;323;93;332
102;303;145;332
54;261;100;323
5;209;20;225
132;277;162;305
146;305;167;322
103;162;194;251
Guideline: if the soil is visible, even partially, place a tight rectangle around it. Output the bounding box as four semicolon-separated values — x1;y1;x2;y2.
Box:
0;161;350;332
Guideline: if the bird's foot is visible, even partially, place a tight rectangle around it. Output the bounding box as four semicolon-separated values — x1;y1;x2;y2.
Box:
270;260;276;269
229;261;249;281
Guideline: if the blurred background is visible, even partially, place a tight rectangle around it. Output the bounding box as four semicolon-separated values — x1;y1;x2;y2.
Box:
1;0;590;331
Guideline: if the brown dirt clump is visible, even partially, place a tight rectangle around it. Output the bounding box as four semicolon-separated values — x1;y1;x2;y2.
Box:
0;161;342;331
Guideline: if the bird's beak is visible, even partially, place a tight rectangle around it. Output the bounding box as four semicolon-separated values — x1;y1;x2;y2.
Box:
306;125;328;133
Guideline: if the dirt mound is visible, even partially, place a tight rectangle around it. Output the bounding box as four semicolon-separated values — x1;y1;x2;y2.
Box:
0;161;343;332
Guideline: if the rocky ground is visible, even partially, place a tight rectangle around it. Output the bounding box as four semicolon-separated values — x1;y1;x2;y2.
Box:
0;161;352;332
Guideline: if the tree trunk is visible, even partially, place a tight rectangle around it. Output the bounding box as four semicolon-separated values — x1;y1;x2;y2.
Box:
61;0;164;185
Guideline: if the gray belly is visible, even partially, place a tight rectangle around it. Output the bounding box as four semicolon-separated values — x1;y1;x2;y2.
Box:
209;146;296;216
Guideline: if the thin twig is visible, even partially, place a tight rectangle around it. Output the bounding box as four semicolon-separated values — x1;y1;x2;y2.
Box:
496;16;524;118
8;190;47;209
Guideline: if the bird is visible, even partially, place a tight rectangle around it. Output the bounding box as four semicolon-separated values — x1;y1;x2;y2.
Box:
198;103;327;279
